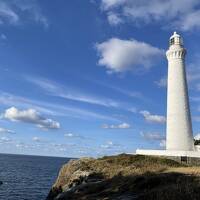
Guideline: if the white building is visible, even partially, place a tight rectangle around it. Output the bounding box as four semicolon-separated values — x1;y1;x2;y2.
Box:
136;32;199;158
166;32;194;151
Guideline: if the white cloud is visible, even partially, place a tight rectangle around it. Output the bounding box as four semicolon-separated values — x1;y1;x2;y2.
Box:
0;127;15;134
32;136;41;142
155;77;167;88
100;140;121;149
107;12;123;25
109;85;145;100
0;0;48;27
16;142;29;149
140;131;165;141
128;107;137;113
102;122;131;129
99;0;200;31
100;144;111;149
107;141;113;145
101;0;126;10
64;133;80;139
0;2;19;25
64;133;86;139
140;110;166;124
178;10;200;31
0;92;119;122
64;133;74;137
94;80;146;101
160;139;166;147
0;136;12;142
194;134;200;140
0;92;59;116
26;76;121;108
3;107;60;130
96;38;163;73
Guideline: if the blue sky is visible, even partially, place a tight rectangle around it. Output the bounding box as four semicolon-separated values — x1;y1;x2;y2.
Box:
1;0;200;157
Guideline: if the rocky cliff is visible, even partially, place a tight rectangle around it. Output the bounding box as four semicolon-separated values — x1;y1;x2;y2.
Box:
46;154;200;200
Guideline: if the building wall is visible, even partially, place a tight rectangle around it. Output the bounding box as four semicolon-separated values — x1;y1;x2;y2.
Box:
162;156;200;166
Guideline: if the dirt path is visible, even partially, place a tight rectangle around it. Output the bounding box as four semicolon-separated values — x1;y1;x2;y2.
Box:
165;167;200;175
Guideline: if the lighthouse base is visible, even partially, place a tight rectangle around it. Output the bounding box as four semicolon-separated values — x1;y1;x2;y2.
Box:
136;149;200;158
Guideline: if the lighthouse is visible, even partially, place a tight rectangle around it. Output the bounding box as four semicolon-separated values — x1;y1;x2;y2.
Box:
136;32;200;159
166;32;194;151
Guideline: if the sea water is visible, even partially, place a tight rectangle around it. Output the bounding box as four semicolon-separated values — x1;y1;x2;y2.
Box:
0;154;70;200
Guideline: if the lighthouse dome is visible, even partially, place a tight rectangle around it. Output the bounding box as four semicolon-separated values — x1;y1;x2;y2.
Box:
169;32;183;47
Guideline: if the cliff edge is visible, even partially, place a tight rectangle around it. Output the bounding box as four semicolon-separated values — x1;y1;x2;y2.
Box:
46;154;200;200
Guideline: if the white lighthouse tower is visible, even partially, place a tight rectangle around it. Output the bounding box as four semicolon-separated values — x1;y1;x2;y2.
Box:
136;32;200;158
166;32;194;151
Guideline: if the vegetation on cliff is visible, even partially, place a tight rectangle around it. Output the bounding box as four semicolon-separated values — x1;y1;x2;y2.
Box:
194;139;200;146
47;154;200;200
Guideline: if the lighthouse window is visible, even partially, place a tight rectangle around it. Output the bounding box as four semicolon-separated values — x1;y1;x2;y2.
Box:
170;38;175;46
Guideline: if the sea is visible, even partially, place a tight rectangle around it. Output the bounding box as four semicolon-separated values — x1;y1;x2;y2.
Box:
0;153;71;200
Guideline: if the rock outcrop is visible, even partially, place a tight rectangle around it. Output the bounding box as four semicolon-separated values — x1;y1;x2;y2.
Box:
46;154;200;200
46;158;107;200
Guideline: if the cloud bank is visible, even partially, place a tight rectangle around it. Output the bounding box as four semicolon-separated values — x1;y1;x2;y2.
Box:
99;0;200;31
